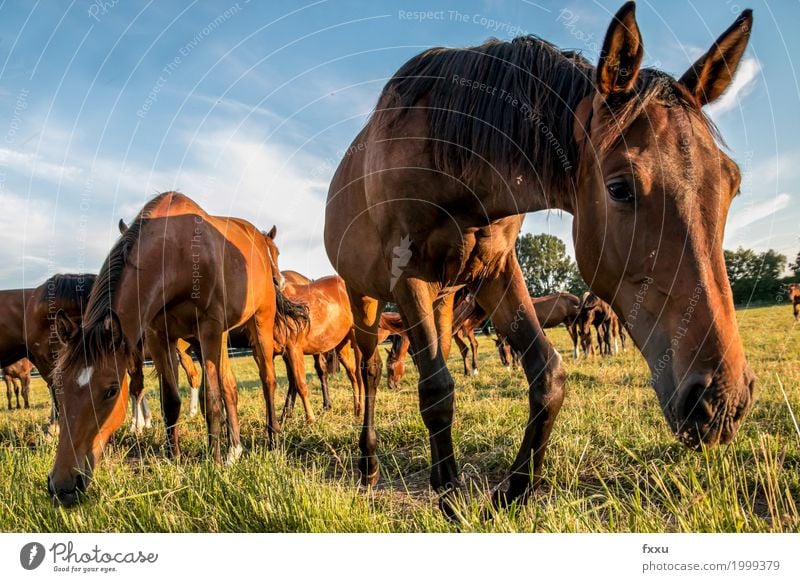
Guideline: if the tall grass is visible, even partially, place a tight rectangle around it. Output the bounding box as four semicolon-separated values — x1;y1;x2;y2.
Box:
0;305;797;532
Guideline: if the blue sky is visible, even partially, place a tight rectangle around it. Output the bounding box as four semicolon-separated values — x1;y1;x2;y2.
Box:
0;0;797;287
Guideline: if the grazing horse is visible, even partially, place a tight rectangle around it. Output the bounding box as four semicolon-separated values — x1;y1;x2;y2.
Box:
573;293;627;357
324;3;757;512
380;312;411;390
3;358;33;410
497;292;582;367
0;273;95;428
789;283;800;321
452;293;488;376
115;219;204;433
48;192;306;506
277;273;365;418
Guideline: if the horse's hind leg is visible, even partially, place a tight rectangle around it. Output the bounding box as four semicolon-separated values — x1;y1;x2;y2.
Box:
284;343;315;424
12;378;21;409
21;375;30;409
196;326;227;463
128;361;149;435
218;332;242;464
313;353;332;411
177;339;200;418
475;261;565;507
246;313;281;447
468;328;479;376
453;331;470;375
5;377;13;410
335;340;360;416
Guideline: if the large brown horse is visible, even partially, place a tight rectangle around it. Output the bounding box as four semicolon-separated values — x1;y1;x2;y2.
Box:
0;273;95;428
324;3;756;512
789;283;800;321
3;358;33;410
277;273;365;418
49;192;306;506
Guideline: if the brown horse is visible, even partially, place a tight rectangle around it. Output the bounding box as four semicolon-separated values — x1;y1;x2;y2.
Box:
789;283;800;321
115;219;204;433
324;3;756;512
452;293;488;376
277;273;365;418
380;311;411;390
572;292;627;357
497;292;582;367
49;192;305;506
0;273;95;428
3;358;33;410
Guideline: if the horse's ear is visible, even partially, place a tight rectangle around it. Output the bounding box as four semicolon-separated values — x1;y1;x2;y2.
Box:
55;310;77;345
597;1;643;97
679;9;753;106
118;219;128;234
102;311;125;349
266;225;277;240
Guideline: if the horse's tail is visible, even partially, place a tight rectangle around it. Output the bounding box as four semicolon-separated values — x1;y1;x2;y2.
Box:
275;284;310;337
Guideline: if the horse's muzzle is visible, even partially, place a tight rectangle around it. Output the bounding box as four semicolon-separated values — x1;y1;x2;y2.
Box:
48;472;87;507
672;368;756;448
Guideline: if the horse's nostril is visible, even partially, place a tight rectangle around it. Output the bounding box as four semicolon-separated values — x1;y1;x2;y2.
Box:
679;378;713;422
75;473;87;493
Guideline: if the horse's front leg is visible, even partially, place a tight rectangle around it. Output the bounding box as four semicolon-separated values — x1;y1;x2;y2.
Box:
394;278;460;512
475;258;566;507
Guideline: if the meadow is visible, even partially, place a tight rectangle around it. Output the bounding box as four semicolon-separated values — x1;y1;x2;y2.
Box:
1;304;798;532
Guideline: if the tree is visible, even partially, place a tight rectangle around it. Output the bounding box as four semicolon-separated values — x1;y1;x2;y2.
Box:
723;246;787;304
515;233;586;296
791;250;800;278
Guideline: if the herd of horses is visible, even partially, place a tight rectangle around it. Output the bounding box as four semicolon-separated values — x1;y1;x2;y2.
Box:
0;4;777;516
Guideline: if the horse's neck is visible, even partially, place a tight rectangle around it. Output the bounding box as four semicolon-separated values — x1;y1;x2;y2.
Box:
111;264;170;348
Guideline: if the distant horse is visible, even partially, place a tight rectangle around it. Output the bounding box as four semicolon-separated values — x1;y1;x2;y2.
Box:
0;273;95;429
380;311;411;390
452;293;488;376
278;272;365;419
49;192;307;506
3;358;33;410
496;293;582;368
573;293;627;357
789;283;800;321
324;3;756;511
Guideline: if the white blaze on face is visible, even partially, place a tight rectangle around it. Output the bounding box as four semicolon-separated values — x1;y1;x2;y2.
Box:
77;366;94;388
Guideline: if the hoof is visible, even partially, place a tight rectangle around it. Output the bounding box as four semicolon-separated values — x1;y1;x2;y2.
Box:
358;458;380;487
225;444;243;465
471;368;479;377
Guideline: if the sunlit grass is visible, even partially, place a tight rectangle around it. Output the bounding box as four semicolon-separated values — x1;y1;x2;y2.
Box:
1;305;798;532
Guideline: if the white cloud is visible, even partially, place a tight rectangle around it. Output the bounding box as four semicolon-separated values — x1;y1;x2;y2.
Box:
706;57;761;118
0;147;84;184
725;192;791;240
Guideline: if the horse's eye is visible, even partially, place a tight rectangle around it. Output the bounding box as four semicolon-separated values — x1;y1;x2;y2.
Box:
606;180;635;203
103;386;120;401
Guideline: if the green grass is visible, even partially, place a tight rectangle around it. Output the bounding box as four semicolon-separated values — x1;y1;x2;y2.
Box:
1;304;798;532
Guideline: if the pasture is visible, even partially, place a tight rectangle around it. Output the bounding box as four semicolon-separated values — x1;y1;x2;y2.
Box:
1;304;798;532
